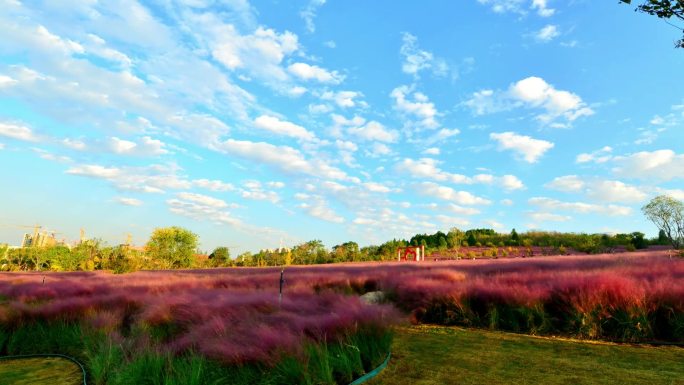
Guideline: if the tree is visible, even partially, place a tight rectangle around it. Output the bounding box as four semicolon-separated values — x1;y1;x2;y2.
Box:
209;246;231;267
447;227;464;258
642;195;684;249
621;0;684;48
146;227;199;268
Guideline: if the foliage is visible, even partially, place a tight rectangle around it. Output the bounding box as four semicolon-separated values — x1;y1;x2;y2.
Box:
642;195;684;249
145;227;199;268
621;0;684;48
209;246;231;267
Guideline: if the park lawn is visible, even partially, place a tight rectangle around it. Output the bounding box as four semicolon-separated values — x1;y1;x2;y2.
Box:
0;357;82;385
371;325;684;385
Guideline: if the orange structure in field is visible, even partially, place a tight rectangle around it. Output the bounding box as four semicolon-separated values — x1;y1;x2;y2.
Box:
397;245;426;262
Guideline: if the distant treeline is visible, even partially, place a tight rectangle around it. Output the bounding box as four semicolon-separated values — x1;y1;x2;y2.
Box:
2;226;670;272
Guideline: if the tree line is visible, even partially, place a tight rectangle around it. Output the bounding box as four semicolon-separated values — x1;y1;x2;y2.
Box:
1;195;682;272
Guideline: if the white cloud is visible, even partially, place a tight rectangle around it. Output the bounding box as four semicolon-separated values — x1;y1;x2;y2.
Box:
423;128;461;146
500;199;514;206
321;90;366;108
612;150;684;181
399;32;449;78
465;77;594;127
423;147;440;155
576;146;613;164
391;85;439;130
254;115;315;141
546;175;650;204
108;136;169;156
545;175;585;192
216;139;353;181
500;175;525;191
332;114;399;143
418;182;491;205
66;163;192;193
177;192;228;208
490;132;554;163
288;62;343;84
295;194;344;223
528;197;632;216
0;75;17;88
396;158;524;190
0;143;4;150
193;179;235;192
167;195;242;227
115;197;143;207
240;180;280;203
534;24;560;43
0;121;39;142
300;0;326;33
586;180;648;203
532;0;556;16
477;0;527;14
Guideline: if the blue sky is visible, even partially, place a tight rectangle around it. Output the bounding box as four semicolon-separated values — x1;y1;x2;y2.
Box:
0;0;683;253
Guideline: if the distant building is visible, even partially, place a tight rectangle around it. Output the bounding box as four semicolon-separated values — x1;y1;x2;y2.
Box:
21;232;61;248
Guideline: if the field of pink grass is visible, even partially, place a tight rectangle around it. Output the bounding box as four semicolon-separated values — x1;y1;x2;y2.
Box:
1;248;684;366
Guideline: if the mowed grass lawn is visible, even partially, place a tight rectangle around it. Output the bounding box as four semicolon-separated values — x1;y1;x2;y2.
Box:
0;357;82;385
371;326;684;385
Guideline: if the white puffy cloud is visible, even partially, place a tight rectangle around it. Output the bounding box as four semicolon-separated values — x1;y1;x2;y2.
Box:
209;22;299;83
465;77;594;127
288;62;343;84
396;158;524;190
254;115;315;141
66;163;192;193
167;194;242;227
576;146;613;164
612;149;684;181
216;139;352;181
545;175;586;192
534;24;560;42
114;197;143;207
532;0;556;16
295;193;344;223
528;197;632;216
477;0;554;16
423;147;440;155
239;180;281;203
547;175;655;204
108;136;169;156
0;121;39;142
490;132;554;163
418;182;491;205
331;114;399;143
177;192;228;208
320;90;366;108
391;85;439;130
193;179;235;192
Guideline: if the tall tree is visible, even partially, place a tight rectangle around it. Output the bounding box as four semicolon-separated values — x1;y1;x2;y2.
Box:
642;195;684;249
622;0;684;47
146;227;199;268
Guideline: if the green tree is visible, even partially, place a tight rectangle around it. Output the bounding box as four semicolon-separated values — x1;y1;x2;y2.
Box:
209;246;231;267
642;195;684;249
145;227;199;268
621;0;684;47
447;227;464;258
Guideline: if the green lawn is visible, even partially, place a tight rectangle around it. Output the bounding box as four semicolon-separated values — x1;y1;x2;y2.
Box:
371;326;684;385
0;357;82;385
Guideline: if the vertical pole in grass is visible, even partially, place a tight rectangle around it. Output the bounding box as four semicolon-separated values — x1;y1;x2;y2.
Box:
279;267;285;308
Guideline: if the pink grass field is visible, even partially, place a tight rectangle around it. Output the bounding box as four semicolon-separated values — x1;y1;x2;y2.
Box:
2;249;684;363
